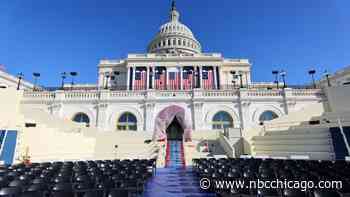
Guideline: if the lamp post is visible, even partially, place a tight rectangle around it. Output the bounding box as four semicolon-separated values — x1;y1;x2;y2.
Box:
272;70;279;89
61;72;67;90
280;70;287;89
323;70;331;87
104;72;110;90
70;72;78;90
230;70;236;90
308;69;316;88
17;72;24;90
238;71;243;88
32;72;40;91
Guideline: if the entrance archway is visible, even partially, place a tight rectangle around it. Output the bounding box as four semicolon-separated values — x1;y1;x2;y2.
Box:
153;105;192;141
166;117;184;140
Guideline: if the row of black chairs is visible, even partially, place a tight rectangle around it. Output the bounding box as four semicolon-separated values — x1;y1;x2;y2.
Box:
193;158;350;197
0;159;156;197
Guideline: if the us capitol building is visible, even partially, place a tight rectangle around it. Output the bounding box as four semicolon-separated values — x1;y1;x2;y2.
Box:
17;2;325;142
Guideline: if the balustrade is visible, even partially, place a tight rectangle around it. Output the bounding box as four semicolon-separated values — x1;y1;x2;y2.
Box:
22;88;324;102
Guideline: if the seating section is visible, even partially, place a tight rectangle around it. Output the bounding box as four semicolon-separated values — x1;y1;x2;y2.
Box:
0;159;155;197
252;127;335;160
193;158;350;197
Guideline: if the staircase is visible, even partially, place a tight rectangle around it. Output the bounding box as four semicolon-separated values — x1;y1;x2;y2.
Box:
252;127;335;160
143;140;215;197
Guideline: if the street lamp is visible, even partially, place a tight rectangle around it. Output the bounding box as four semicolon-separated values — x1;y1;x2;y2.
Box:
280;70;287;89
323;70;331;87
104;72;110;90
230;70;236;90
238;71;243;88
308;69;316;88
272;70;279;89
61;72;67;90
17;72;24;90
32;72;40;91
70;72;78;90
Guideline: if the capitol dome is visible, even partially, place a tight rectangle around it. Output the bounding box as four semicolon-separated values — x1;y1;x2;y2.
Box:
147;1;202;55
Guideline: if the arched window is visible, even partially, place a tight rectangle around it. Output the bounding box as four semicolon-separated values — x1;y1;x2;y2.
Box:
259;111;279;122
212;111;233;129
168;39;171;46
183;40;186;46
173;39;176;45
178;39;181;45
117;112;137;131
72;113;90;127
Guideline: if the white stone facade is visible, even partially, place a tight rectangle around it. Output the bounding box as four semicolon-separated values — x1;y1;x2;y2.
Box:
15;2;327;140
20;89;325;133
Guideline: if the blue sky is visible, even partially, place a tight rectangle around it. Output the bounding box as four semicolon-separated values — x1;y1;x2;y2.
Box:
1;0;349;86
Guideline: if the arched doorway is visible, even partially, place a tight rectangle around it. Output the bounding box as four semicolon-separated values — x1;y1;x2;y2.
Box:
166;117;184;140
153;105;192;141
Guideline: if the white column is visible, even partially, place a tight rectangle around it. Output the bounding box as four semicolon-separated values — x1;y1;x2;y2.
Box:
217;66;221;89
166;68;169;90
146;66;150;90
213;66;218;89
126;68;131;90
152;66;155;89
180;67;183;90
199;66;203;89
132;66;136;90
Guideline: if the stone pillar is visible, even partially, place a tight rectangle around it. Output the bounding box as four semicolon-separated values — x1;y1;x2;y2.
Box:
180;66;183;90
126;67;131;90
213;66;218;89
199;66;203;89
144;102;156;132
95;101;108;130
166;67;169;90
132;66;136;90
152;66;155;89
192;100;204;131
146;66;150;90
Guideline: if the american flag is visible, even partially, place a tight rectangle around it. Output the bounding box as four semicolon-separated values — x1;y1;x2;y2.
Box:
202;68;214;90
183;70;193;90
155;70;166;90
168;71;180;90
134;70;146;90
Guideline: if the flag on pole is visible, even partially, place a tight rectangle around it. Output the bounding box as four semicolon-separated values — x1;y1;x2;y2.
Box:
183;70;193;90
203;68;214;89
168;71;180;90
155;69;166;90
134;70;146;90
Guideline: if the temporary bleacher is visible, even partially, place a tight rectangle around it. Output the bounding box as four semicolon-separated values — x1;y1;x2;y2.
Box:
252;126;335;160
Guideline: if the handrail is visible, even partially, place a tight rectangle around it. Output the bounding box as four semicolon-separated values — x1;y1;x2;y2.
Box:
0;131;8;156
